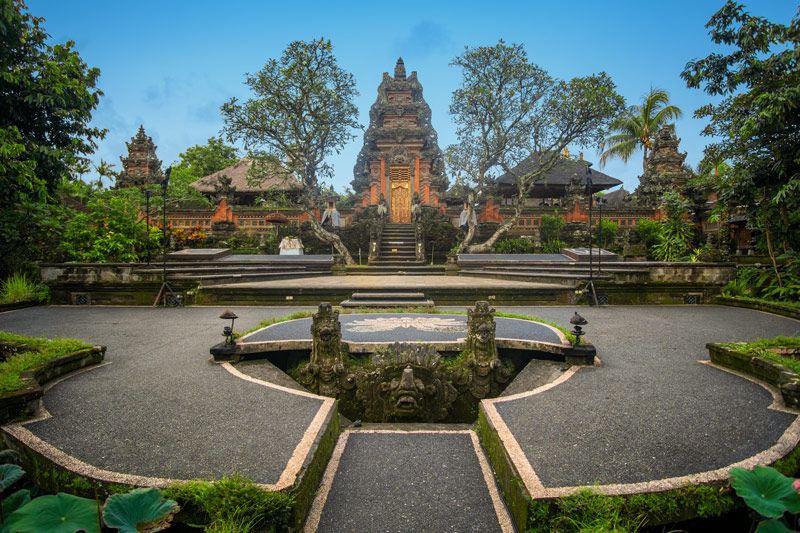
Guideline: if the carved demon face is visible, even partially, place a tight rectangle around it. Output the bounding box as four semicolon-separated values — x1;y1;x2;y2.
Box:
475;322;494;345
318;326;334;344
389;366;425;417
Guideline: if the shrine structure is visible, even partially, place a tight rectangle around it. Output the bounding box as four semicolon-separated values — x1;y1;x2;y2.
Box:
115;125;163;189
351;58;448;223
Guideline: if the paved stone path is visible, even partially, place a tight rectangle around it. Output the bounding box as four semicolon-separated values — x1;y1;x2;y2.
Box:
1;304;798;531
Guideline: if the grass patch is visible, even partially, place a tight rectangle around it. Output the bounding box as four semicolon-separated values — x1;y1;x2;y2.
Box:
164;475;294;533
528;484;737;532
721;295;800;311
720;336;800;374
0;332;91;394
0;273;49;304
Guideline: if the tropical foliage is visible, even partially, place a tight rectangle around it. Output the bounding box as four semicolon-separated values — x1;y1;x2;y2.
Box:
598;87;682;173
682;1;799;274
446;40;625;253
652;191;695;261
0;0;105;278
222;38;360;264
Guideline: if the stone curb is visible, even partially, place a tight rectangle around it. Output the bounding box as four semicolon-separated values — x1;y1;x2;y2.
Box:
715;296;800;320
0;300;38;313
707;343;800;408
0;346;106;424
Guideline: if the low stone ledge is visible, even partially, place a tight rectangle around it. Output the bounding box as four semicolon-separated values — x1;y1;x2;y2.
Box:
707;343;800;408
715;296;800;321
0;346;106;424
0;300;38;313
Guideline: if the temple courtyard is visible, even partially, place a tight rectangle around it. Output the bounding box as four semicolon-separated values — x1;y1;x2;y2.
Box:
1;301;798;531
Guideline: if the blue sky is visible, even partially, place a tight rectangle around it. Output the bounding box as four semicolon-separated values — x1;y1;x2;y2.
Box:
28;0;798;194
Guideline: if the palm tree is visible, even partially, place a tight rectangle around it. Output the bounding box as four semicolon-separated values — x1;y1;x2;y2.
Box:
598;88;682;174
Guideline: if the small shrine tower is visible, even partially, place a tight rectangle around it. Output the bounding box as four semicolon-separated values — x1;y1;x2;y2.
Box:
115;125;163;188
352;58;448;223
635;124;689;207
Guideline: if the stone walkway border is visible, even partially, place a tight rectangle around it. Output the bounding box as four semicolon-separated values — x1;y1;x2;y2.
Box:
2;359;336;492
302;428;515;533
482;360;800;500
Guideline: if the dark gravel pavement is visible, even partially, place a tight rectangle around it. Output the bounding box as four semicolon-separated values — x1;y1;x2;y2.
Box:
315;432;505;533
474;305;800;488
0;306;321;483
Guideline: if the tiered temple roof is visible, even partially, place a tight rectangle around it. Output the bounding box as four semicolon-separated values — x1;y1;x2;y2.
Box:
116;125;163;188
352;58;447;215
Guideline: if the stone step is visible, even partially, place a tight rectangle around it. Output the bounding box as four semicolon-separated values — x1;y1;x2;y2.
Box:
369;260;428;267
340;299;435;308
349;292;427;299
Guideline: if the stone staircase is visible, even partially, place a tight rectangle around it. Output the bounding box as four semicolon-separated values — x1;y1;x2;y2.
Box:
340;291;434;308
372;223;420;266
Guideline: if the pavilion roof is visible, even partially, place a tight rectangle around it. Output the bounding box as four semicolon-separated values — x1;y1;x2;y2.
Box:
190;158;301;193
496;154;622;193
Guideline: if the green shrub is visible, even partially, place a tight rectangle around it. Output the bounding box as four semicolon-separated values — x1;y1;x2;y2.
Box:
634;219;662;248
495;238;534;254
1;273;48;304
540;214;564;244
0;332;91;393
164;475;294;532
542;239;566;254
596;219;618;250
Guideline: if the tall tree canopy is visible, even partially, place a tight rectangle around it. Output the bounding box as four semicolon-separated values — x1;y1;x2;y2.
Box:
447;41;625;253
167;137;240;207
681;1;799;256
0;0;105;276
597;88;683;173
221;38;360;263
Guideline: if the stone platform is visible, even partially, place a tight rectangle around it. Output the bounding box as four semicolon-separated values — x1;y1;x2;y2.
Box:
0;306;798;531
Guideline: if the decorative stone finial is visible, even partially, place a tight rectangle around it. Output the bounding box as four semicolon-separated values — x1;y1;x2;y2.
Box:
394;57;406;80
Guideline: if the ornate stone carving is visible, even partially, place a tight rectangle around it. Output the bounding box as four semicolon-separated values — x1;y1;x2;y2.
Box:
213;174;236;205
460;301;510;399
355;343;457;422
116;125;163;189
352;59;447;199
635;125;690;207
298;303;354;396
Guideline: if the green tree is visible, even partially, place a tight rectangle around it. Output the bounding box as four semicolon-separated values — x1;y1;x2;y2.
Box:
447;41;625;253
0;0;105;276
165;138;239;207
597;88;683;173
681;1;799;277
221;38;360;264
59;188;160;263
173;137;239;179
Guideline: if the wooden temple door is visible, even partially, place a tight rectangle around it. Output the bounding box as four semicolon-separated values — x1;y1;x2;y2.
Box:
390;167;411;223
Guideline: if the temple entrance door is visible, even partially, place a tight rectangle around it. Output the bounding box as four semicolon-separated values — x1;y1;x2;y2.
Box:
390;167;411;223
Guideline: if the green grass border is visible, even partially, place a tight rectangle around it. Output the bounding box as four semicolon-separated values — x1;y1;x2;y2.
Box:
237;307;578;345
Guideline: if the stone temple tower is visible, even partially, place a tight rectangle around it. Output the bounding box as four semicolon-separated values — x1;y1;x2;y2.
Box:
115;125;163;188
352;58;448;223
634;124;689;207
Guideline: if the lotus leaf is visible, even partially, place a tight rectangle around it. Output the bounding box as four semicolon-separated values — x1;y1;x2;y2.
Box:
102;487;179;533
1;489;30;521
0;464;23;492
756;518;797;532
731;466;800;519
1;493;99;533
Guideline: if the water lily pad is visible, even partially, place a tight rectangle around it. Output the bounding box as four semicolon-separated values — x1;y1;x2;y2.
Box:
1;492;99;533
731;466;800;519
102;487;179;533
1;489;31;521
756;518;797;533
0;464;24;492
